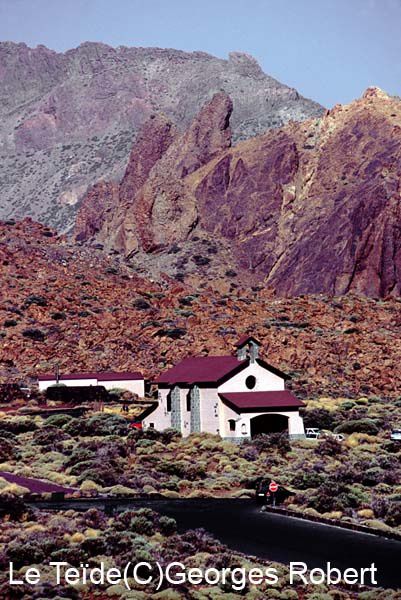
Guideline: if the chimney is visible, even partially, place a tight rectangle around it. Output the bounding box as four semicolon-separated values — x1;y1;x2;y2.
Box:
235;336;261;362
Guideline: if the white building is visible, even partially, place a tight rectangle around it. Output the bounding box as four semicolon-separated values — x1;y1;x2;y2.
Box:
143;336;305;440
38;371;145;397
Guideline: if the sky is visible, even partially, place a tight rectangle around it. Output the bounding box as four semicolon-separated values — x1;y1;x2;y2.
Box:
0;0;400;107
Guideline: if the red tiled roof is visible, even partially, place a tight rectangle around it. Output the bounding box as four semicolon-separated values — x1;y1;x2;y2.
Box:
98;372;143;381
157;356;246;385
219;390;304;411
38;371;143;382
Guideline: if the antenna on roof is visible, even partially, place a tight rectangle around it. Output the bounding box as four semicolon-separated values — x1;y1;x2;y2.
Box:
55;363;60;385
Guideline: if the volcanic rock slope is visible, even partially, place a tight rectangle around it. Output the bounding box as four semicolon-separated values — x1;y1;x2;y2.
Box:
1;219;401;401
0;42;323;231
76;87;401;297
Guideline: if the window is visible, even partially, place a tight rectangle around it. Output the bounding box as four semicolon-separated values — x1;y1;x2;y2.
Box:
166;394;172;412
186;392;191;412
245;375;256;389
228;419;236;432
149;423;154;429
241;423;247;435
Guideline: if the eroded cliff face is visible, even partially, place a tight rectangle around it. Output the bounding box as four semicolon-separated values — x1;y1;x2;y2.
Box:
193;87;401;297
75;87;401;297
75;114;178;252
76;92;233;254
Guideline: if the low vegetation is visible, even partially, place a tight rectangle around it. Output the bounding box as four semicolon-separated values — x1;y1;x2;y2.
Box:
0;503;398;599
0;394;399;536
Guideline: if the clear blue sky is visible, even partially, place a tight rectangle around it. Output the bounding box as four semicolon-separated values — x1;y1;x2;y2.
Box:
1;0;400;107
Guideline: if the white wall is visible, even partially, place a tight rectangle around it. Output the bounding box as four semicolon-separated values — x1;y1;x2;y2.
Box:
101;379;145;397
219;398;249;439
143;386;221;438
287;412;305;437
199;388;220;436
143;388;171;430
221;410;305;439
218;362;285;394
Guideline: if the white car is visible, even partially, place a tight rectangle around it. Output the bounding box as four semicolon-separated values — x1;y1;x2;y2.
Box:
390;429;401;441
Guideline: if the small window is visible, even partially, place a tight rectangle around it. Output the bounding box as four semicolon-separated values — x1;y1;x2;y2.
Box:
228;419;236;432
166;394;172;412
186;392;191;412
245;375;256;390
241;423;247;434
149;423;154;429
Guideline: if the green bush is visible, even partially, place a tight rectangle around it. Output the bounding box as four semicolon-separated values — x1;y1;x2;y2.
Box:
335;419;379;435
0;437;18;461
43;414;73;428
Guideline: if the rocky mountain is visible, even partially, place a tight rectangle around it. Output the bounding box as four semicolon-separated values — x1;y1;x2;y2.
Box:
1;219;401;401
0;42;323;231
75;87;401;297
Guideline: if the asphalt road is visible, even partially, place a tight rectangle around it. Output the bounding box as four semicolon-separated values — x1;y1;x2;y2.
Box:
30;498;401;589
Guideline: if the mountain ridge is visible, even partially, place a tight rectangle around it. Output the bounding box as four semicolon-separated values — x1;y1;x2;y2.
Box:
0;41;323;231
75;87;401;297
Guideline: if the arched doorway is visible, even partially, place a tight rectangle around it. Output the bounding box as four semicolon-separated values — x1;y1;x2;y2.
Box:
250;414;288;437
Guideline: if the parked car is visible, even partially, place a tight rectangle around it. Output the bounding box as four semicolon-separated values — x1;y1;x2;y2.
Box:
129;421;143;430
390;429;401;441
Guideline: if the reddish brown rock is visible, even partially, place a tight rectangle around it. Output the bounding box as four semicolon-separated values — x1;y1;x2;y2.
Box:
131;91;233;252
75;92;233;253
74;181;119;242
75;114;176;250
2;218;401;401
75;89;401;298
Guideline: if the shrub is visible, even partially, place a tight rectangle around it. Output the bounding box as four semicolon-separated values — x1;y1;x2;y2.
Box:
315;436;343;456
32;426;70;448
158;516;177;536
24;294;47;307
291;470;325;490
130;515;153;535
0;437;18;461
0;417;37;434
335;419;379;435
43;414;73;428
51;311;66;320
128;427;181;447
156;327;187;339
65;446;97;468
302;408;338;430
158;459;206;481
76;462;121;487
65;413;129;437
3;319;17;327
248;432;291;455
384;501;401;527
22;328;45;341
361;467;385;487
192;255;210;266
133;298;151;310
0;492;32;520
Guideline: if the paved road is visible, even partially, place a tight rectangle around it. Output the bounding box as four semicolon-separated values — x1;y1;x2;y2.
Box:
29;498;401;589
0;471;75;494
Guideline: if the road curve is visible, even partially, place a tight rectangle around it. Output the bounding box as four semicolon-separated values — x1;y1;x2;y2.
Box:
29;498;401;589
